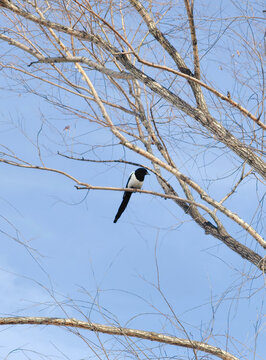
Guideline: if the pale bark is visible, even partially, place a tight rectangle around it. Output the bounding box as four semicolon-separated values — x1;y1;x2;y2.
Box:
0;317;240;360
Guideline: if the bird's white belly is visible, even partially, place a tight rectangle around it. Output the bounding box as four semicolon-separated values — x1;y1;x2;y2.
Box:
127;173;143;189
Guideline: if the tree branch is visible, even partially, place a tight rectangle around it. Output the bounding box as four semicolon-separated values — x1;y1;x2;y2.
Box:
29;56;134;79
1;152;265;251
184;0;201;79
0;153;264;268
0;316;240;360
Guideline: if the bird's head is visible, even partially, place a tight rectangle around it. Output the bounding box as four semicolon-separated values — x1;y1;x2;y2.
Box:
135;167;149;180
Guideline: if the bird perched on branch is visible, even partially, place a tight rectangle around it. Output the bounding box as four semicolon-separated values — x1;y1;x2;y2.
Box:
113;168;149;223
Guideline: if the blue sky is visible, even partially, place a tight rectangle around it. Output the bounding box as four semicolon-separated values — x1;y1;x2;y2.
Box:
0;1;265;359
0;88;264;358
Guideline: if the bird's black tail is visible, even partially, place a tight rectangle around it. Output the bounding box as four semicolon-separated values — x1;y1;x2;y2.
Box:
113;191;132;223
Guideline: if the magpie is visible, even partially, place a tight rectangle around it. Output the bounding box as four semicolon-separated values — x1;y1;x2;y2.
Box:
113;167;149;223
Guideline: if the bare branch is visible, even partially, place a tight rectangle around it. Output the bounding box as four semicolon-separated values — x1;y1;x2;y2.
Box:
128;0;207;111
29;56;134;79
0;316;240;360
0;32;44;60
184;0;201;79
1;150;265;251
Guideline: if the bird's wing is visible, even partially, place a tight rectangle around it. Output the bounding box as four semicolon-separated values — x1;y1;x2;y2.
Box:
125;172;133;188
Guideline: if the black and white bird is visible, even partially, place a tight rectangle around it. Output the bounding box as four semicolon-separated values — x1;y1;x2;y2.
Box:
113;168;149;223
